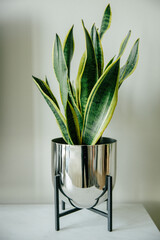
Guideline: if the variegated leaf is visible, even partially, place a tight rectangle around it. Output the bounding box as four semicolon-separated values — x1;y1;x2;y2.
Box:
53;34;68;110
91;24;104;77
99;4;112;39
82;59;120;145
63;25;74;78
67;79;83;132
119;39;139;87
66;101;81;144
117;30;131;59
32;76;72;144
79;21;98;116
75;52;86;107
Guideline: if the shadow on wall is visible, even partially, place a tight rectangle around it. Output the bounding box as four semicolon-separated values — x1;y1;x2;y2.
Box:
0;16;36;203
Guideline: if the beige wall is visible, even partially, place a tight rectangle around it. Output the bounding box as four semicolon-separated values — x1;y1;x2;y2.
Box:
0;0;160;228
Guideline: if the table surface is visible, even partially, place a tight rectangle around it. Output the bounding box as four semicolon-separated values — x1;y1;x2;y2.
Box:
0;203;159;240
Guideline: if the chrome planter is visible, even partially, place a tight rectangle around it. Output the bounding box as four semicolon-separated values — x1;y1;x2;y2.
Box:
51;137;117;208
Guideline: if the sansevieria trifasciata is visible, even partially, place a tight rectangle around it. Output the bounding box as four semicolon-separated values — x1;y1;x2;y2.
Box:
33;3;139;145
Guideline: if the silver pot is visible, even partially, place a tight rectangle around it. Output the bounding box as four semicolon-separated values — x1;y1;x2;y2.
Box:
51;137;117;208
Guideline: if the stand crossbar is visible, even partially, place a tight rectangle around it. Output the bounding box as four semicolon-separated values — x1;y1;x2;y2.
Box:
54;174;112;231
88;207;108;218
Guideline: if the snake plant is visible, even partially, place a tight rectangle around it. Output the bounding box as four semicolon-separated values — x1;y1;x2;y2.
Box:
32;4;139;145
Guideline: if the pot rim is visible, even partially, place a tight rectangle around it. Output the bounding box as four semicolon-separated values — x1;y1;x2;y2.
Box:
51;137;117;146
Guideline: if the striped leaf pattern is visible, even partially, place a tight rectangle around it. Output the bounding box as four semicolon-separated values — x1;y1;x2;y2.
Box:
91;24;104;77
53;34;68;110
67;79;83;132
82;59;120;145
117;30;131;59
63;25;74;78
99;4;112;39
75;52;86;106
66;101;81;144
79;21;98;116
119;39;139;87
33;4;139;145
32;76;72;144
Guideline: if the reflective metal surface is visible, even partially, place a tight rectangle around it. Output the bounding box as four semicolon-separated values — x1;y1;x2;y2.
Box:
51;137;117;208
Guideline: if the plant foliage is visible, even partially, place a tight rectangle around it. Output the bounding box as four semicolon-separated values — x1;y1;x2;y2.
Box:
32;3;139;145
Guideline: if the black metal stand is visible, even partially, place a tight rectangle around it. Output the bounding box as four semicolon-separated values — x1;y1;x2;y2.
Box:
54;174;112;231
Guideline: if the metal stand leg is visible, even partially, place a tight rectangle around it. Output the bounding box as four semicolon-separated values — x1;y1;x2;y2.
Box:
107;175;112;232
106;199;108;211
53;174;113;231
54;175;60;231
62;201;65;210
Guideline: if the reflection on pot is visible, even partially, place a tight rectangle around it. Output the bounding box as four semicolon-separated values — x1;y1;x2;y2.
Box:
51;137;117;208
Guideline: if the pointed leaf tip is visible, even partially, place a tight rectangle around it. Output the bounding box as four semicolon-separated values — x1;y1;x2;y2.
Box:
81;19;85;28
80;20;98;116
90;23;104;77
99;4;112;39
119;38;140;87
63;25;75;78
53;32;68;110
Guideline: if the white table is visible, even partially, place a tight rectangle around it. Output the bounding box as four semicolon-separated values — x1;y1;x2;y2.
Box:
0;204;159;240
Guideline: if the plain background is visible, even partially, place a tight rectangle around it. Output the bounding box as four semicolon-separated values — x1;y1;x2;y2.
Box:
0;0;160;230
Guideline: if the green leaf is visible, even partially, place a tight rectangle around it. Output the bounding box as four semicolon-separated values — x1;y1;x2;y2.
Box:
119;38;139;87
70;81;77;102
32;76;72;144
45;75;50;88
91;24;104;77
99;4;112;39
67;79;83;132
33;76;60;109
68;80;77;104
104;55;115;71
82;59;120;145
79;21;98;116
66;101;81;144
117;30;131;59
63;25;74;78
75;52;86;106
53;34;68;110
